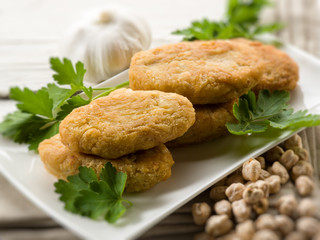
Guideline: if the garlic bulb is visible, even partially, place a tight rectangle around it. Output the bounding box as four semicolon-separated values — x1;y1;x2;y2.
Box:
61;6;151;84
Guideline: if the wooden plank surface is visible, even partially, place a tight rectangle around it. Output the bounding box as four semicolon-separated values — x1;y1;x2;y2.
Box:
0;0;320;239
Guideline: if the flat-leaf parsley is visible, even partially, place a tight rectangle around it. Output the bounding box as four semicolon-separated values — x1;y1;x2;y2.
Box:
226;90;320;135
55;162;132;223
172;0;283;42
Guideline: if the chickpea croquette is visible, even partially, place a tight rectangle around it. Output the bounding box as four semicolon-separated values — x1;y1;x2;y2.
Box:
39;134;174;192
129;40;264;104
59;88;195;159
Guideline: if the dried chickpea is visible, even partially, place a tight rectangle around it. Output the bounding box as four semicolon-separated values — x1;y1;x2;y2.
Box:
264;146;284;162
255;180;269;198
291;147;309;161
279;150;299;170
252;229;280;240
284;231;308;240
291;160;314;181
284;134;302;149
256;156;266;169
243;183;264;204
274;214;295;236
242;158;261;182
270;161;289;184
232;199;251;223
226;172;245;186
225;183;245;202
296;217;320;238
295;175;314;196
253;198;269;215
276;194;297;217
205;214;233;237
264;175;281;194
192;202;211;225
297;198;318;217
236;219;255;240
255;213;276;230
259;169;271;180
210;186;227;201
214;200;232;218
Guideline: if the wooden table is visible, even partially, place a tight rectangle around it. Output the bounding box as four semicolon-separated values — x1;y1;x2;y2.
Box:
1;0;320;239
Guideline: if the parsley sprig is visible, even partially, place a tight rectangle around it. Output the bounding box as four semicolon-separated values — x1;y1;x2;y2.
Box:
0;58;129;150
172;0;283;41
55;162;132;223
226;90;320;135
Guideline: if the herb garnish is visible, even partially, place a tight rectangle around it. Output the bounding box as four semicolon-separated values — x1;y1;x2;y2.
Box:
172;0;283;42
226;90;320;135
0;58;129;150
55;162;132;223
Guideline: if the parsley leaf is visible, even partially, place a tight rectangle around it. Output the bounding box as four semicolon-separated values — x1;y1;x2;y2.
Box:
50;57;93;99
226;121;269;135
253;90;290;119
0;111;50;142
226;90;320;135
55;166;97;212
99;162;127;197
46;83;72;111
227;0;271;24
55;163;131;223
269;109;320;129
172;0;283;42
28;121;60;151
0;57;129;150
10;87;53;118
50;58;86;87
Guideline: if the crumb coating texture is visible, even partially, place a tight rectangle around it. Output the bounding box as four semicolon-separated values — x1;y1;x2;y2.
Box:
129;40;263;104
167;101;236;147
59;88;195;159
39;134;174;192
231;38;299;92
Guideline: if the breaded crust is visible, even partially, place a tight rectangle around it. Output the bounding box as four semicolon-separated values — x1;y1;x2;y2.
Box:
232;38;299;92
59;88;195;159
129;40;263;104
166;101;236;147
38;134;174;192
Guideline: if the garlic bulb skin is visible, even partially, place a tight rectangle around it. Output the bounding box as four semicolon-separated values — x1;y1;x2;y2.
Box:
61;6;152;84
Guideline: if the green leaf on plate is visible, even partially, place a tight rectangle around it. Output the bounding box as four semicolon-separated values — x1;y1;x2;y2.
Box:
226;90;320;135
55;163;131;223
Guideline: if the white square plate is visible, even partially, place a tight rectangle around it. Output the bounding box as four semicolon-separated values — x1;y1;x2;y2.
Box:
0;44;320;240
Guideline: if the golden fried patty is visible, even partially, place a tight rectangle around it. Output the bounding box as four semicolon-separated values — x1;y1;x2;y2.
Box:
232;38;299;92
39;134;174;192
59;88;195;159
129;40;263;104
166;101;236;147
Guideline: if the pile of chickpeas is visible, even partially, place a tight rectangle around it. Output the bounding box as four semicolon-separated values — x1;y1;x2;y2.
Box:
192;134;320;240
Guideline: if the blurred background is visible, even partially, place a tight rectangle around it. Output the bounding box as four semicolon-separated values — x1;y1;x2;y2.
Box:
1;0;320;97
0;0;320;239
